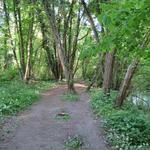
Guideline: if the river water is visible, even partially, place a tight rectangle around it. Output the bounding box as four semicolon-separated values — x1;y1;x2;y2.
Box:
131;92;150;107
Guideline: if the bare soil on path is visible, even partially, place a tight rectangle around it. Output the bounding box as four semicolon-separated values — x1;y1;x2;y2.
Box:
0;83;108;150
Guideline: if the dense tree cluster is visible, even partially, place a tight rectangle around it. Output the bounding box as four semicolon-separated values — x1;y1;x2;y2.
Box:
0;0;150;106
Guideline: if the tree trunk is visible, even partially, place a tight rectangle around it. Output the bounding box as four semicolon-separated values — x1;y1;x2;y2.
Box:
43;0;75;92
37;6;61;80
17;1;25;75
81;0;103;90
68;72;75;92
115;60;139;107
81;0;99;42
102;49;116;94
24;3;34;81
3;0;22;78
115;28;150;107
13;0;25;76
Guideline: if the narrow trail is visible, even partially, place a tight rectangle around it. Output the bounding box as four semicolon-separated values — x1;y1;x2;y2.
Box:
0;84;108;150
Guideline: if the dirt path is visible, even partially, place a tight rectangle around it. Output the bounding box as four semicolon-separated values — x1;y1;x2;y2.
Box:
0;84;108;150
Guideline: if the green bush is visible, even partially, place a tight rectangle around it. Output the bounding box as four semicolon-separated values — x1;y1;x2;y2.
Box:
90;89;150;150
0;67;18;81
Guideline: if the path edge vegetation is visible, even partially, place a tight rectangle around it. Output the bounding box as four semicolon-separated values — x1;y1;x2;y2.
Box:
90;89;150;150
0;80;56;118
0;0;150;149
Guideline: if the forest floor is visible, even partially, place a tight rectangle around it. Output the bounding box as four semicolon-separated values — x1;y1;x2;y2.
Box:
0;83;108;150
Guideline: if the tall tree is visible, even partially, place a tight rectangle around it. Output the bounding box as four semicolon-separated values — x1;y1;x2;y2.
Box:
13;0;26;75
3;0;22;77
24;0;35;81
43;0;81;92
81;0;104;90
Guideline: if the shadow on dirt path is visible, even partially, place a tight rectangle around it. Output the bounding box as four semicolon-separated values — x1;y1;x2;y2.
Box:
0;83;108;150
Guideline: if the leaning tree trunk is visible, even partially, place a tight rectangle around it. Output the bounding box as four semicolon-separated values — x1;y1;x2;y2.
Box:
115;27;150;107
102;49;116;94
115;60;139;107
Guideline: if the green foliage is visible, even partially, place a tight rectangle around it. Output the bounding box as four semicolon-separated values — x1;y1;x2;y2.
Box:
0;80;55;116
133;61;150;92
0;67;18;81
61;92;79;102
63;135;83;150
90;89;117;117
105;111;150;150
80;37;100;59
98;0;150;58
90;89;150;150
0;81;38;116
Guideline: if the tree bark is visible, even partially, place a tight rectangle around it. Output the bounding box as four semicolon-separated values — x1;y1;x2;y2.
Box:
115;60;139;107
81;0;103;90
115;27;150;107
13;0;25;76
24;1;34;81
112;61;122;90
3;0;22;78
16;0;25;74
43;0;75;92
102;49;116;94
36;6;61;80
81;0;99;42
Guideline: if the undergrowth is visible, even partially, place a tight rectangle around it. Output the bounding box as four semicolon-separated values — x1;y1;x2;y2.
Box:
63;135;83;150
0;80;56;116
90;89;150;150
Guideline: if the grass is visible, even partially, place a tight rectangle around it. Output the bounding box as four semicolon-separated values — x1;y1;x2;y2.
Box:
90;89;150;150
63;135;83;150
61;92;79;102
0;80;56;116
